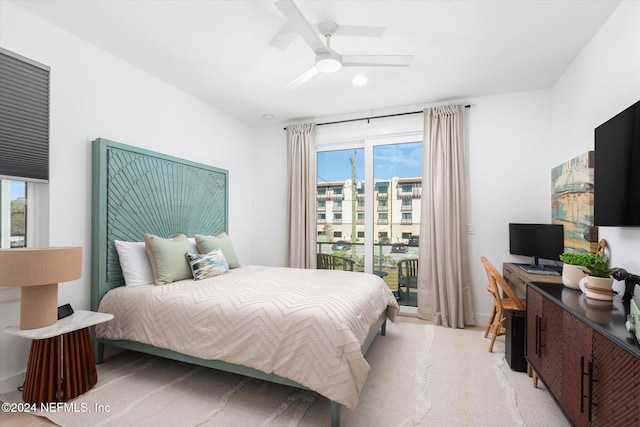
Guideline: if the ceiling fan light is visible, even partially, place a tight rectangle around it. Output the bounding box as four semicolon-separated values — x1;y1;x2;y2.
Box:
315;51;342;73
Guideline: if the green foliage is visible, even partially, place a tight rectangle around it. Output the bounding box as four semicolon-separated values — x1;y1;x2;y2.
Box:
559;252;599;267
585;255;619;278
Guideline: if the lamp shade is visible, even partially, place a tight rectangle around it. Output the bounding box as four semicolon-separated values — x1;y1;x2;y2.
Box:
0;247;82;329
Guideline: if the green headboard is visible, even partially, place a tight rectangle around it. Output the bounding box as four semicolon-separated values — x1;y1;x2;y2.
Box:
91;139;228;310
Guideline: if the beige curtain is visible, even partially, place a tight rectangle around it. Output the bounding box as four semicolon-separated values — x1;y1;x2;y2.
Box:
418;105;474;328
286;123;317;269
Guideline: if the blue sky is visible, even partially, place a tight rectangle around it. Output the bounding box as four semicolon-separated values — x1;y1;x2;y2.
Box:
317;142;423;183
10;181;26;199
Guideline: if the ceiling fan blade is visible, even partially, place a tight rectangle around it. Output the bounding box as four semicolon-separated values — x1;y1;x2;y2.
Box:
341;55;414;67
326;24;386;38
270;23;386;51
269;24;298;50
284;67;320;90
274;0;326;53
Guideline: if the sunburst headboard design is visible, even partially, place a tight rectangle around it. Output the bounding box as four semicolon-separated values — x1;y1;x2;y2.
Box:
91;138;228;310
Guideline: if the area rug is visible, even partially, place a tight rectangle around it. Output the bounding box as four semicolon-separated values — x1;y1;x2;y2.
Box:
1;320;569;426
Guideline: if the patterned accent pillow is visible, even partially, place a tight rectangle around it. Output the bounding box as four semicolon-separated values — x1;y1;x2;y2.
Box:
186;249;230;280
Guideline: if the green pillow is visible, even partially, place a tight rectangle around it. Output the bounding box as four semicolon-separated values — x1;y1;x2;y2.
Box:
194;232;240;269
144;233;194;285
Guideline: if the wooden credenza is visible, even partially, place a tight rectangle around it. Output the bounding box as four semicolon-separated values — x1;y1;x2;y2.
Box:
526;282;640;426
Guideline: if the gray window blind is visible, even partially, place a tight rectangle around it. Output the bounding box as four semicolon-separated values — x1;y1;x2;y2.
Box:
0;48;50;182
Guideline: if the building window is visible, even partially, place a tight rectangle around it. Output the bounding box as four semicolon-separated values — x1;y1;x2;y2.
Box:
401;212;413;225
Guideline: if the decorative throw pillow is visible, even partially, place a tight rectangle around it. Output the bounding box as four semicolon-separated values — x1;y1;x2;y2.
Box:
185;249;230;280
144;233;194;285
194;232;240;268
114;240;154;286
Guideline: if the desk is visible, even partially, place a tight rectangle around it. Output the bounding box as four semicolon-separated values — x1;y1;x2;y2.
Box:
5;310;113;404
502;263;563;296
501;263;562;372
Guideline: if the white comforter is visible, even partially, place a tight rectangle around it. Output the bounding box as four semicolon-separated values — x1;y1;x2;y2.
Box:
96;265;399;409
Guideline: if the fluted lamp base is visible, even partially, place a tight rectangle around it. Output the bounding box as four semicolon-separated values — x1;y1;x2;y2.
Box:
0;247;82;329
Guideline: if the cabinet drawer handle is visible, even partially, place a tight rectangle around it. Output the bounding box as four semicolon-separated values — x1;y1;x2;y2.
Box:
580;356;587;413
588;361;596;422
537;317;545;357
535;314;540;356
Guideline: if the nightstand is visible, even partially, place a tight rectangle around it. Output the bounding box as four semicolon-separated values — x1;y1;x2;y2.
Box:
5;310;113;404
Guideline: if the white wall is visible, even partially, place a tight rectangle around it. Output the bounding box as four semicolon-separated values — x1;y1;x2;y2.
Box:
0;2;254;393
252;1;640;328
551;0;640;277
253;90;553;325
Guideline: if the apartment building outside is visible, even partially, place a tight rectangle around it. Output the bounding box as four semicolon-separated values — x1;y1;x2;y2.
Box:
317;177;421;244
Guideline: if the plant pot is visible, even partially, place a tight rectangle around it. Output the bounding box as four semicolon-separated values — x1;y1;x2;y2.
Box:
562;264;589;289
579;275;615;301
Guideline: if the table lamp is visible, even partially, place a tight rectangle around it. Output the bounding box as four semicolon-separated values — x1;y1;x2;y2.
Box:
0;247;82;329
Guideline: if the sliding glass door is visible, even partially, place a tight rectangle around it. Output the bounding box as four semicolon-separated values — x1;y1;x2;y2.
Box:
316;148;365;271
316;140;422;305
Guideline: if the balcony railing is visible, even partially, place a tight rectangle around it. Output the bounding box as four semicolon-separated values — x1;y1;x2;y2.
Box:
317;191;345;201
401;219;413;225
398;187;422;199
400;204;413;211
315;241;419;307
376;193;388;200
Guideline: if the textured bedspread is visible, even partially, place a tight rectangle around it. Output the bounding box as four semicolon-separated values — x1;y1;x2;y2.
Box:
96;265;399;409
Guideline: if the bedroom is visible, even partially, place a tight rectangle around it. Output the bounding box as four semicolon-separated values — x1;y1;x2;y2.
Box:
1;0;639;425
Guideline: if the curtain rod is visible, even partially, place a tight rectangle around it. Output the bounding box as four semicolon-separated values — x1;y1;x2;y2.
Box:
284;104;471;130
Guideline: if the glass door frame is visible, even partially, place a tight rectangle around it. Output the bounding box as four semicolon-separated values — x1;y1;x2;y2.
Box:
316;130;422;274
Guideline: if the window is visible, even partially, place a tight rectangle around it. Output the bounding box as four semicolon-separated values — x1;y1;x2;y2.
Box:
401;212;413;224
317;139;423;304
0;49;50;252
0;180;27;248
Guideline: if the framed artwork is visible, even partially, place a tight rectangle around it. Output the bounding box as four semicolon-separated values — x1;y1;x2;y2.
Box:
551;151;597;253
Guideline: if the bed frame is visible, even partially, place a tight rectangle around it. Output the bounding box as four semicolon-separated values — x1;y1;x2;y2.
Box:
90;138;387;426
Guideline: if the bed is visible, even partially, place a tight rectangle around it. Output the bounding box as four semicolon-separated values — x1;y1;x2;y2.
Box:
90;139;399;426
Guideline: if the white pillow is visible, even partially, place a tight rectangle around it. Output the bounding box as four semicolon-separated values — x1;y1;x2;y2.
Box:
114;240;154;286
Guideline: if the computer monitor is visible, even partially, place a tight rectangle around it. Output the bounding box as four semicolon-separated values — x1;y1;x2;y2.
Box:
509;223;564;272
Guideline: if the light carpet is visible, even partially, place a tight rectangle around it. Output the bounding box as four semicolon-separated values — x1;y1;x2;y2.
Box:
1;321;569;426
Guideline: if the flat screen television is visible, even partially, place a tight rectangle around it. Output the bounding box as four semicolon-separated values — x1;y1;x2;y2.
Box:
509;223;564;274
594;100;640;227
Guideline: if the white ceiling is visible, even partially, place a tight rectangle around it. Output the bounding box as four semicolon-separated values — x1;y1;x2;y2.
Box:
12;0;620;126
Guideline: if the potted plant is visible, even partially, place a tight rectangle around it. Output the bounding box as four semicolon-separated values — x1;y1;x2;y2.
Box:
578;255;620;301
560;252;598;289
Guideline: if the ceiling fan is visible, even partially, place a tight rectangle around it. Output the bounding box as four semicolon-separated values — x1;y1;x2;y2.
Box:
269;19;386;51
274;0;414;89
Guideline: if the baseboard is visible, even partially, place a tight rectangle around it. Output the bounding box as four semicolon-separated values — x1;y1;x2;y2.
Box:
0;370;24;395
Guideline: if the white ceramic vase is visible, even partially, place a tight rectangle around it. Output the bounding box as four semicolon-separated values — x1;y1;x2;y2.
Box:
579;275;615;301
562;264;589;289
